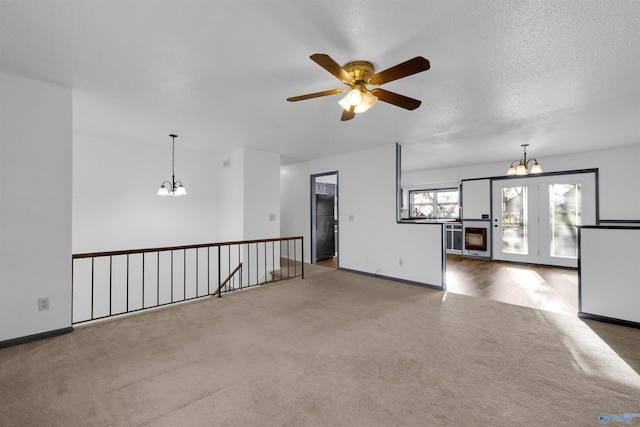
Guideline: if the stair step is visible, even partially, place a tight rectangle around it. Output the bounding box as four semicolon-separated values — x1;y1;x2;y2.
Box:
270;261;304;280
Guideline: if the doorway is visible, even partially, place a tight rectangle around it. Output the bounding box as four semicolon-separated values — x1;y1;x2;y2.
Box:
492;172;597;268
311;172;338;268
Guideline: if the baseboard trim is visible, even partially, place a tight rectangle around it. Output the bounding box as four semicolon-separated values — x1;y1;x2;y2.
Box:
338;267;444;291
578;312;640;330
0;327;73;349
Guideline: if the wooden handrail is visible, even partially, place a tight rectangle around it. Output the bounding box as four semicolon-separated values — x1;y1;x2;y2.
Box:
211;263;242;296
72;236;304;259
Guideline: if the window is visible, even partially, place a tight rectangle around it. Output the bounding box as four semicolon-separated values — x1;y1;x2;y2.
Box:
410;188;460;219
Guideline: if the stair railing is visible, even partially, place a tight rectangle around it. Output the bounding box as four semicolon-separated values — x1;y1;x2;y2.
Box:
71;236;303;324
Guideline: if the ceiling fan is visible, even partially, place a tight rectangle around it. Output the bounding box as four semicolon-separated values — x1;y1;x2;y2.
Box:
287;53;430;121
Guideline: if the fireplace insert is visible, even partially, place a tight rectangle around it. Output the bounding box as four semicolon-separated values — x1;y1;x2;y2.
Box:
464;227;487;251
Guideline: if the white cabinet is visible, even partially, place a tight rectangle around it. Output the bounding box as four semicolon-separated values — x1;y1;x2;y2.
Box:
445;223;463;254
461;179;491;220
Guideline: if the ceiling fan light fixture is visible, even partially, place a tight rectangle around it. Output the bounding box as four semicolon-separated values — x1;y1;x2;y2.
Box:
347;88;362;106
355;90;378;113
338;87;378;113
289;53;429;120
338;88;362;111
338;95;350;112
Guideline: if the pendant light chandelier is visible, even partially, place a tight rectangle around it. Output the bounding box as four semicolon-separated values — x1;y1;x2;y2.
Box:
157;134;187;196
506;143;543;176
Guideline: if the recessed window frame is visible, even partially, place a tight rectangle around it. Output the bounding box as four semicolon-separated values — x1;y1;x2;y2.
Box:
409;187;460;219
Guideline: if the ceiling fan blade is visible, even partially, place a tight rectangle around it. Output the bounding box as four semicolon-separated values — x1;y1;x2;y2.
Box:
367;56;430;85
310;54;355;84
370;88;422;110
287;88;346;102
341;105;356;121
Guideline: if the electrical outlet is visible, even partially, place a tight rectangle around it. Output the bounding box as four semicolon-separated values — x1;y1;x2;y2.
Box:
349;215;354;221
269;213;276;221
399;259;403;266
38;297;50;311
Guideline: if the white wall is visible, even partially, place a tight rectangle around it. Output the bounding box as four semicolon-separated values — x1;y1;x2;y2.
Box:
403;144;640;220
217;148;280;242
243;149;280;240
0;72;72;341
73;132;221;253
215;148;281;286
580;227;640;324
218;149;245;242
281;144;444;287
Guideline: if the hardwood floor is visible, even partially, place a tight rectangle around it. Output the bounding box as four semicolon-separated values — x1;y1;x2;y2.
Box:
445;254;579;315
314;254;578;315
315;257;337;269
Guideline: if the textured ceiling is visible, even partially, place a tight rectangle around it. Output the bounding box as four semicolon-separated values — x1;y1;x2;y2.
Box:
1;0;639;171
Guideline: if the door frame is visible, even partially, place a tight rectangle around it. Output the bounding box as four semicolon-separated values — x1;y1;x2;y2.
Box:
310;171;339;265
491;168;599;267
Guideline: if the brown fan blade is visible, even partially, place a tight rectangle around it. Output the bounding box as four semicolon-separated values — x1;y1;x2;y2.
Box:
370;88;421;110
340;105;356;121
287;89;346;102
367;56;430;86
310;54;355;84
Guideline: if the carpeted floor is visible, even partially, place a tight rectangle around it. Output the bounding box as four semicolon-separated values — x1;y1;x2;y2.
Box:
1;264;639;426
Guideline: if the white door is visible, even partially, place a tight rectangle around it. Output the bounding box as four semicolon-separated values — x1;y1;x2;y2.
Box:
537;173;596;267
492;172;596;267
492;178;539;264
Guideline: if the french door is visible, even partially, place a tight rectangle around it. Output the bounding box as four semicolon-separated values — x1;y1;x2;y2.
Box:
492;172;596;268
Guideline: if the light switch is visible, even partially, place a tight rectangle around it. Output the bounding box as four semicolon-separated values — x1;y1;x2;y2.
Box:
38;297;49;311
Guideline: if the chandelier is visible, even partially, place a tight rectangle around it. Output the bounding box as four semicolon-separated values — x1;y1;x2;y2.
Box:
157;134;187;196
506;144;543;176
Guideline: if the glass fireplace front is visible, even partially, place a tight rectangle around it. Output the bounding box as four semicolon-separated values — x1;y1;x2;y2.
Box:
464;227;487;251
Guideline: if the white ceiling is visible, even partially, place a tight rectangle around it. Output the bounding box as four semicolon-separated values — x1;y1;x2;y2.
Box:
1;0;639;171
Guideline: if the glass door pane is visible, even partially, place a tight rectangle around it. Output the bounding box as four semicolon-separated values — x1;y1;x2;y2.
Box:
501;186;528;254
492;179;538;264
549;183;581;258
539;172;595;268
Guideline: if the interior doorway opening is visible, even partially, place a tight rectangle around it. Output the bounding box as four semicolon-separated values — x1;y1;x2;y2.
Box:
310;172;338;268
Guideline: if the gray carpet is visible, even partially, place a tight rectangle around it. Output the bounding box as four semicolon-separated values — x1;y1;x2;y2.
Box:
1;264;639;426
